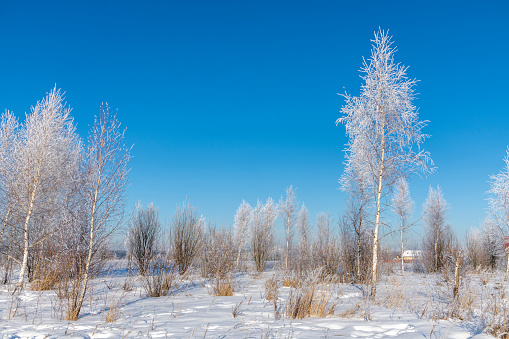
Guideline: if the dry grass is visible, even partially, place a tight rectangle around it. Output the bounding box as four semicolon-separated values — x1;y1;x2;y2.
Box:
485;316;509;339
122;278;134;292
285;270;337;319
143;258;178;297
232;301;242;318
31;277;58;291
214;274;234;296
338;304;360;318
374;277;407;310
265;276;279;301
105;303;120;322
282;277;299;288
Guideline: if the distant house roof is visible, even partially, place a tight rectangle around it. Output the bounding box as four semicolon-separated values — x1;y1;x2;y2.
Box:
402;250;422;257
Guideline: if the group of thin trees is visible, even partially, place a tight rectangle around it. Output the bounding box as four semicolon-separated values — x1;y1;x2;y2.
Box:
337;28;509;297
0;88;131;320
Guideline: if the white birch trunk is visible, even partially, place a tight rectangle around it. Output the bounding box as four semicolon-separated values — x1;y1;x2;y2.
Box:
400;215;404;273
371;146;385;297
18;198;35;287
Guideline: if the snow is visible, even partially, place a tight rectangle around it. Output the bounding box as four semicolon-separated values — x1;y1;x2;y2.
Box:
0;260;505;338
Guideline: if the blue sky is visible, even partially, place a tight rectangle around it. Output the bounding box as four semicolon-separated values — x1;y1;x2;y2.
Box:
1;1;508;245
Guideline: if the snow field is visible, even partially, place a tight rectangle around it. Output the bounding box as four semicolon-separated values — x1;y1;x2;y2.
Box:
0;260;504;338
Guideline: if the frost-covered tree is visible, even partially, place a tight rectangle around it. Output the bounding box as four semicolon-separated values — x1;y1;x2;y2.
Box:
343;176;371;280
279;186;298;270
0;111;18;269
481;216;504;269
391;178;414;273
233;200;252;268
66;104;130;320
337;30;432;296
126;203;161;276
487;148;509;277
296;203;310;273
251;198;277;272
313;212;340;277
170;202;204;276
5;88;81;287
422;186;451;273
465;228;484;269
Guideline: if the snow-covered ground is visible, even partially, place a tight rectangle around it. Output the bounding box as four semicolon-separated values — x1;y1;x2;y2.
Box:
0;260;504;338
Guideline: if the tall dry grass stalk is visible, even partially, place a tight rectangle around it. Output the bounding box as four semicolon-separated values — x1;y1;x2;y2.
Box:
265;275;279;301
285;269;337;319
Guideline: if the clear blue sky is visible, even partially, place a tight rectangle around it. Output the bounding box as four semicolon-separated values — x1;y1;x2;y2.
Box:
1;1;508;244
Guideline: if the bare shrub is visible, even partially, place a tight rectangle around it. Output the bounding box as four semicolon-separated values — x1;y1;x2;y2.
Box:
125;203;161;276
201;224;236;296
201;225;235;278
251;199;277;272
311;213;341;279
339;212;372;283
143;256;177;297
170;202;204;275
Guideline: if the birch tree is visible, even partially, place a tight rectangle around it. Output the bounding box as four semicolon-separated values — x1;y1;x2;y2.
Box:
0;111;18;248
297;203;310;273
337;30;432;296
422;186;451;272
0;112;18;283
66;104;130;320
279;186;298;270
391;178;413;273
487;148;509;278
233;200;251;269
6;88;81;287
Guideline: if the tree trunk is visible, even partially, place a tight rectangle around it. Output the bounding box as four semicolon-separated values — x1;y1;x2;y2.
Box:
453;256;461;298
356;185;364;281
68;183;99;320
285;217;290;271
3;223;15;284
235;243;242;269
506;253;509;281
357;231;361;280
18;203;34;287
434;228;440;272
371;146;385;298
400;215;404;273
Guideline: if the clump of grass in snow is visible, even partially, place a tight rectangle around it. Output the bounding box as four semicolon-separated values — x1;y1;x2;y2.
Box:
285;269;337;319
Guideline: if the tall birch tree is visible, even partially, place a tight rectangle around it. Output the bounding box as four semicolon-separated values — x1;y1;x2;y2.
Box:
233;200;252;269
66;104;130;320
337;30;432;296
279;186;298;270
391;178;413;273
6;88;81;287
487;147;509;278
